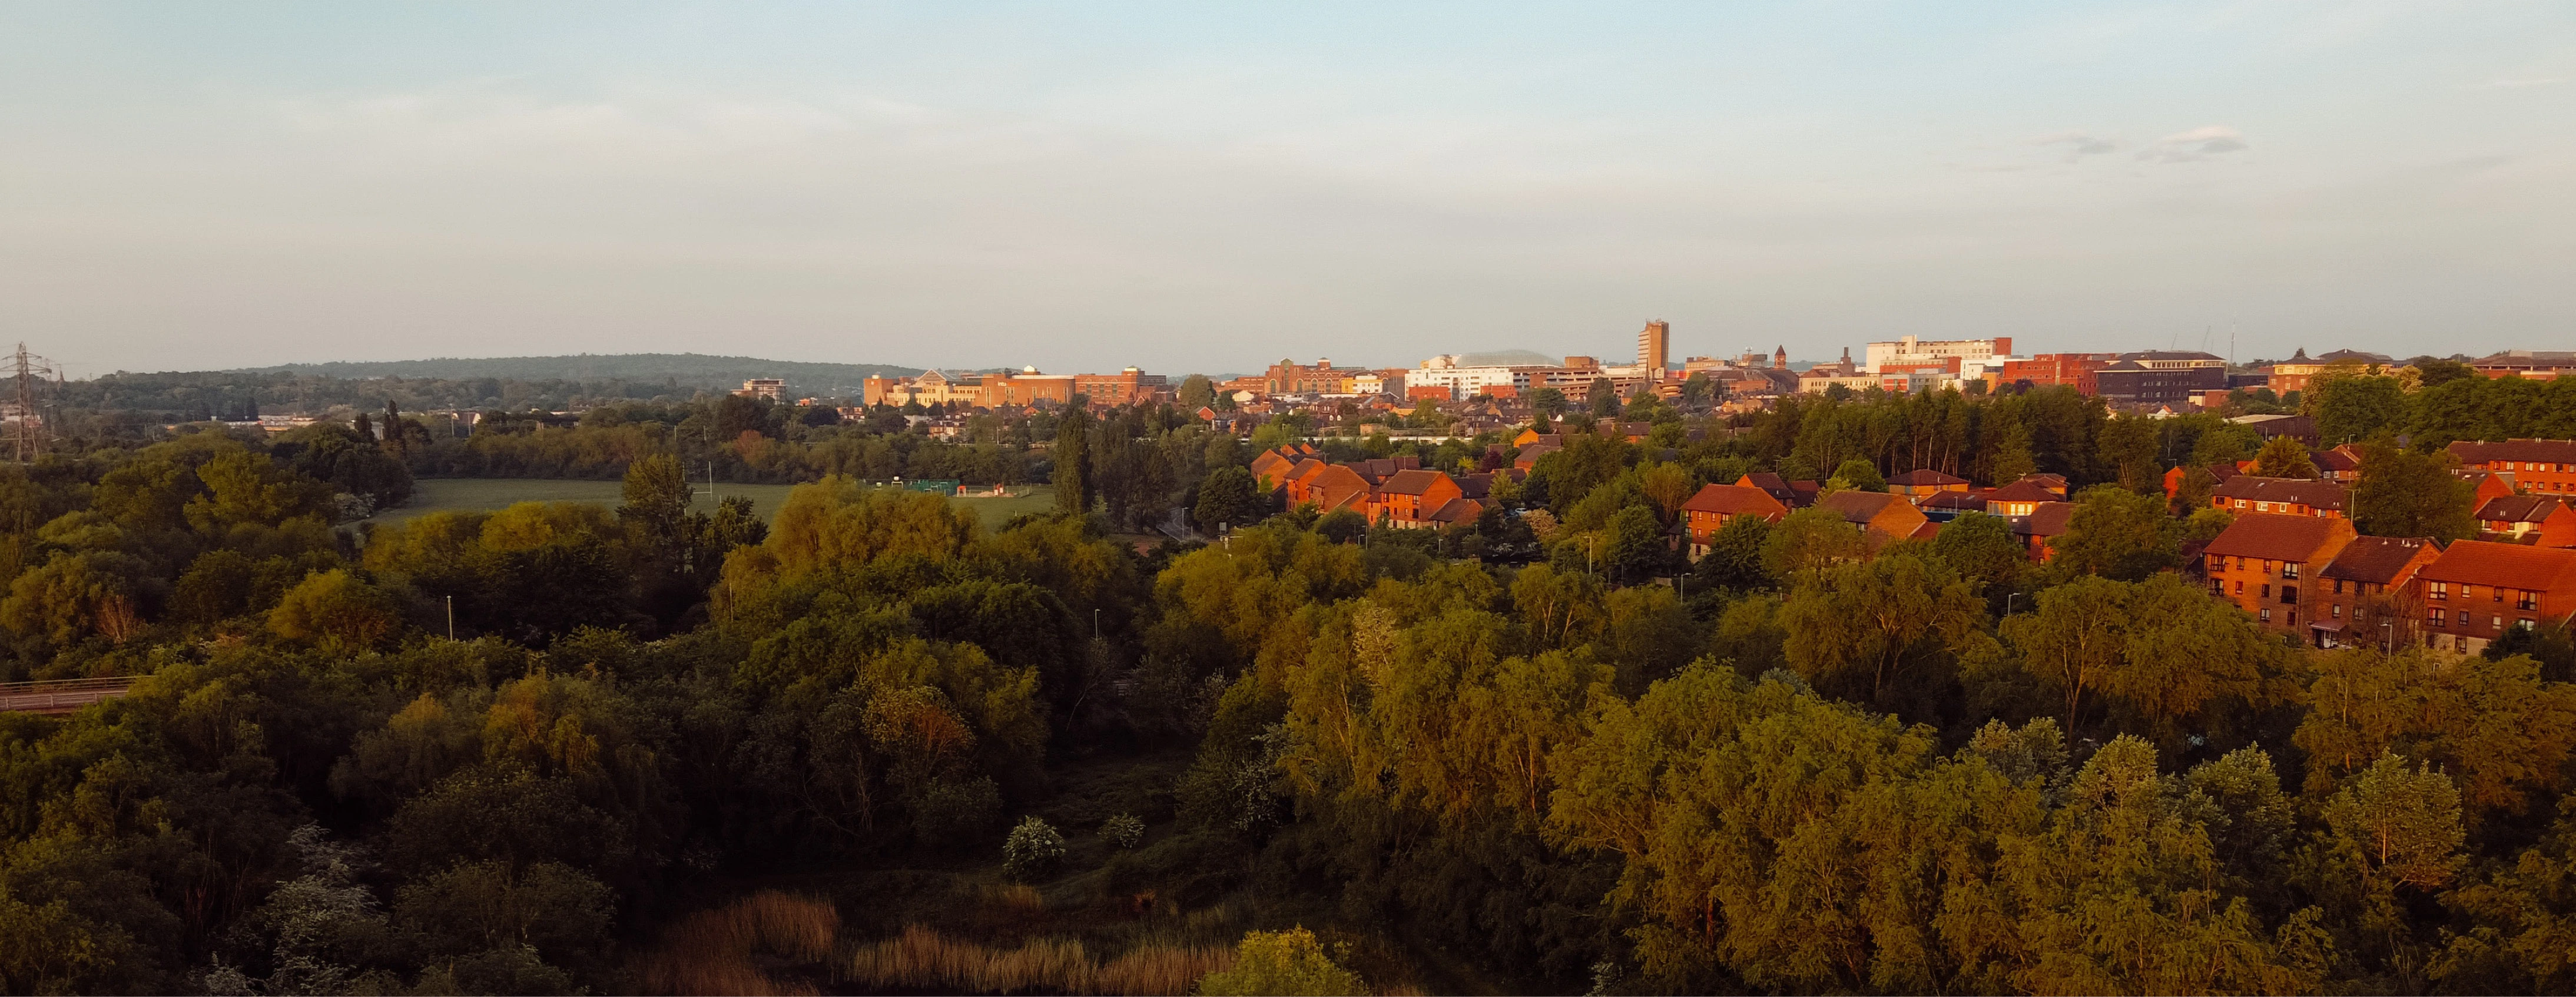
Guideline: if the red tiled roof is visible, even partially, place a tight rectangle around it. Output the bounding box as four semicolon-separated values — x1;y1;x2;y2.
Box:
1909;521;1942;541
1425;498;1482;524
2451;439;2576;465
1920;491;1988;511
1378;469;1450;496
2478;495;2566;524
2417;539;2576;589
2319;536;2436;585
1984;479;2059;504
2204;513;2352;563
1682;483;1787;516
1888;468;1969;486
2311;448;2360;473
2011;502;2075;536
2212;476;2349;511
1819;490;1905;524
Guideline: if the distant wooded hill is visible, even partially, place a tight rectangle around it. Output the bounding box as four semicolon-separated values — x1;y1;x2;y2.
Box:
59;354;964;422
231;353;927;390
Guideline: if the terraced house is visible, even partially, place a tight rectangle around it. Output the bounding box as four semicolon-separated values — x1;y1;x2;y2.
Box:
2412;540;2576;655
2450;439;2576;495
2309;536;2439;650
2204;514;2358;635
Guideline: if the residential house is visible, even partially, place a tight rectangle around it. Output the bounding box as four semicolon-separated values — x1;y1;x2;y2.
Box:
2161;462;2241;503
2009;502;2075;561
2210;476;2348;519
1680;484;1789;559
1919;491;1988;522
2476;495;2576;548
2449;439;2576;496
1818;490;1931;546
1371;469;1463;529
2460;469;2521;509
1984;479;2061;518
2412;540;2576;655
1888;468;1972;499
1737;472;1819;509
2203;514;2359;635
2310;536;2438;650
2312;445;2362;483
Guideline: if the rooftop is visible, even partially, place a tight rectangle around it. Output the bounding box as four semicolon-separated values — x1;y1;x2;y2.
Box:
2204;512;2352;563
2418;539;2576;589
2319;536;2435;585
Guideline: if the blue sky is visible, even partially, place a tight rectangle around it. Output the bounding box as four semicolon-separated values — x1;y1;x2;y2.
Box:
4;2;2570;376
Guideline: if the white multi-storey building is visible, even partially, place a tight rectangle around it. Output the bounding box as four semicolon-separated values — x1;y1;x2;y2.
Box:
1862;336;2014;375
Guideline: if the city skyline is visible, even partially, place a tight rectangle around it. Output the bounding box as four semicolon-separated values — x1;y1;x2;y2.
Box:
6;3;2571;376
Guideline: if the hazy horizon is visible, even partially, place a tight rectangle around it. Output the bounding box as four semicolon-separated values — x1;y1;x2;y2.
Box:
6;2;2570;379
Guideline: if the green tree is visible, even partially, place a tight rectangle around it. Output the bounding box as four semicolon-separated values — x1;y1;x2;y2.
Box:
2000;573;2276;743
2252;435;2319;478
2351;439;2475;541
1052;403;1094;515
267;569;405;652
1778;548;1984;704
2325;753;2465;892
1825;458;1885;493
2097;414;2161;491
2047;485;2176;581
1193;466;1264;534
1691;514;1773;591
1761;506;1865;580
1588;379;1620;418
2310;374;2408;446
1928;510;2024;606
617;451;693;545
1195;927;1366;996
1177;373;1214;409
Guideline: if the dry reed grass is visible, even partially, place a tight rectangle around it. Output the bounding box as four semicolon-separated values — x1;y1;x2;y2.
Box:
638;890;841;996
847;923;1235;995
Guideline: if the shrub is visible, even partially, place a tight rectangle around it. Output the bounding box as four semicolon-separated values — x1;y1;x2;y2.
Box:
1003;816;1066;880
1102;813;1146;850
1194;926;1366;996
914;777;1002;848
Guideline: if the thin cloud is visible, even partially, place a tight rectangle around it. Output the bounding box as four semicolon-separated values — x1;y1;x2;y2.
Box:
2035;131;2120;160
2137;125;2247;163
2471;75;2566;90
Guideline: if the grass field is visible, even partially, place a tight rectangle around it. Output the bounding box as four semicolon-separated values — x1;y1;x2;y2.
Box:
372;478;1057;531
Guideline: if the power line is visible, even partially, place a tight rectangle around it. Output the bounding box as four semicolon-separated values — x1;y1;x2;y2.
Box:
6;343;58;463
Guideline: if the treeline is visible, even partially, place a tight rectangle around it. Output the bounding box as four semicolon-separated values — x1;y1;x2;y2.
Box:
10;372;2576;994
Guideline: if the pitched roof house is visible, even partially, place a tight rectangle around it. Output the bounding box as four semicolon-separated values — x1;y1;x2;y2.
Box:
2210;476;2349;519
1371;468;1463;529
2412;540;2576;655
1984;479;2061;517
1680;484;1789;559
1738;472;1819;508
2449;439;2576;496
2308;536;2440;650
1887;468;1971;499
1818;490;1931;546
2476;495;2576;548
2010;502;2075;561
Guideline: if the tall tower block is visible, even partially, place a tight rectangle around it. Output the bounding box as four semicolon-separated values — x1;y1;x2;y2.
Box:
1637;320;1669;374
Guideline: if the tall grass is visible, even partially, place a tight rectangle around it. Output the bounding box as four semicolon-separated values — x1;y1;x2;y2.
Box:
847;923;1235;995
638;891;840;996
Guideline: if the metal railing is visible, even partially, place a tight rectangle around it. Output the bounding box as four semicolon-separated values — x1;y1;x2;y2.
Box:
0;676;136;714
